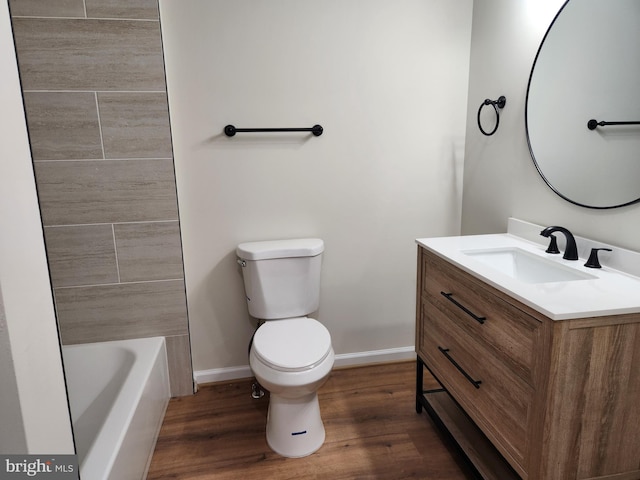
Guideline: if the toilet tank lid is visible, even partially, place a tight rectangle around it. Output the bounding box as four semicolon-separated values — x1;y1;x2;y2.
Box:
237;238;324;261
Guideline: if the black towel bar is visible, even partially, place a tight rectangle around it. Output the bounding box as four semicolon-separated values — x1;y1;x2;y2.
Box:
587;119;640;130
224;124;323;137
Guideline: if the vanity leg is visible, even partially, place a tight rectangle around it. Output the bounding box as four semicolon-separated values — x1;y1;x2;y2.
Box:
416;355;424;413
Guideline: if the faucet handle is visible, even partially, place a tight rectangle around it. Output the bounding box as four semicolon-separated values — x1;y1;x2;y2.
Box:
545;234;560;254
584;248;612;269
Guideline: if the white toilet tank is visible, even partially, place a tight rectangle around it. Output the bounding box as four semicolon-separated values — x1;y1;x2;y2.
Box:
237;238;324;320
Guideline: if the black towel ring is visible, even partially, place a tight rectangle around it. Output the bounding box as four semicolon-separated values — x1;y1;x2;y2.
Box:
477;96;506;136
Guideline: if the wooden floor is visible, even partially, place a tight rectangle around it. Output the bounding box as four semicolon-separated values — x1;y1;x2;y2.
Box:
147;361;476;479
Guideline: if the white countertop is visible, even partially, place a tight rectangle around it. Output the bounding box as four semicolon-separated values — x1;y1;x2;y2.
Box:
416;222;640;321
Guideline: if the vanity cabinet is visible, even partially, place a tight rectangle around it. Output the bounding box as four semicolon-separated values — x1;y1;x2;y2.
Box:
416;246;640;480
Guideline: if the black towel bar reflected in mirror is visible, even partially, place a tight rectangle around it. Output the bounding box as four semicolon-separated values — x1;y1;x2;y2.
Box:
224;124;323;137
587;119;640;130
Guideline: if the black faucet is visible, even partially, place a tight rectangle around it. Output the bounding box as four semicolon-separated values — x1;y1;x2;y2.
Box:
540;226;579;260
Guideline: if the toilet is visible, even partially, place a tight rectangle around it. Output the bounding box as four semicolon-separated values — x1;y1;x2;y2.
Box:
236;238;335;458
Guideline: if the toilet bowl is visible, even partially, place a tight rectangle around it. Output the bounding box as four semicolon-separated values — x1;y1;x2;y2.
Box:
249;317;334;458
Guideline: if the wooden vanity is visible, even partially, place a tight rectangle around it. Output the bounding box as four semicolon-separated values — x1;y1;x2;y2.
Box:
415;245;640;480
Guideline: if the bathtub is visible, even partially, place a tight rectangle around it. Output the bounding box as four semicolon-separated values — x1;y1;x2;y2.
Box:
62;337;170;480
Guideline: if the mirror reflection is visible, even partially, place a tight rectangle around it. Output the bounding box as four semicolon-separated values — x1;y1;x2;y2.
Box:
526;0;640;209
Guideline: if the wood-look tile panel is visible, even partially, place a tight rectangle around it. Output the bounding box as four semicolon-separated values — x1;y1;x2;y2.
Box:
114;221;183;282
56;280;188;344
165;334;194;397
11;18;165;91
148;362;475;479
98;92;172;159
9;0;85;18
23;92;103;161
85;0;159;20
44;225;118;287
114;222;184;282
34;159;179;225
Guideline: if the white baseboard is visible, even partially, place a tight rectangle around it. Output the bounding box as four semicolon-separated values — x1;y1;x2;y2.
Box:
194;365;253;385
194;345;415;385
333;345;415;368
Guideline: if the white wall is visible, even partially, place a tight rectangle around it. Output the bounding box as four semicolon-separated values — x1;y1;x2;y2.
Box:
0;289;27;452
160;0;473;372
0;2;74;453
462;0;640;253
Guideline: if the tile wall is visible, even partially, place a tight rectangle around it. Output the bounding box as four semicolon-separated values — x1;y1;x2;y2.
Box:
9;0;193;396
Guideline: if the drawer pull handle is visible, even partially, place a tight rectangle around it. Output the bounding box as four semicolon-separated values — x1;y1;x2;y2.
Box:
438;346;482;389
441;292;486;324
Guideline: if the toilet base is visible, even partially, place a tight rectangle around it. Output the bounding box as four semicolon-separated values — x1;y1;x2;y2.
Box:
265;392;326;458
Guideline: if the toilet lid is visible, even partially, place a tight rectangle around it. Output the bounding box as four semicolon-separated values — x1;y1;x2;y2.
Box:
253;317;332;371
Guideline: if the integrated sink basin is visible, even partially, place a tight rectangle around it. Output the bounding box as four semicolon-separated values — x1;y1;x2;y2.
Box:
462;247;597;284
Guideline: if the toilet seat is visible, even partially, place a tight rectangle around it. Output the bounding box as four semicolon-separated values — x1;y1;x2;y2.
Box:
253;317;332;372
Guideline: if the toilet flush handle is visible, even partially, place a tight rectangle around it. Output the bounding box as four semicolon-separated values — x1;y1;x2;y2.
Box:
237;259;246;267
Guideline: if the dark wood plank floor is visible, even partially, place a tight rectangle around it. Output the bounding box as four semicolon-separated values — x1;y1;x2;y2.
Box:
147;361;476;479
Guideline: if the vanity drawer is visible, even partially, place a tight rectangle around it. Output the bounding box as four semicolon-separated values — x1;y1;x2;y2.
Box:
419;300;532;474
421;249;540;386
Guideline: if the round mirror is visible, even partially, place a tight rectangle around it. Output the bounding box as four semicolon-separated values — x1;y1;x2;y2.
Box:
526;0;640;209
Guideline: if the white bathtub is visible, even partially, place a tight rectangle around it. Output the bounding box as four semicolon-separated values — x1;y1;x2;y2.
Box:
62;337;170;480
